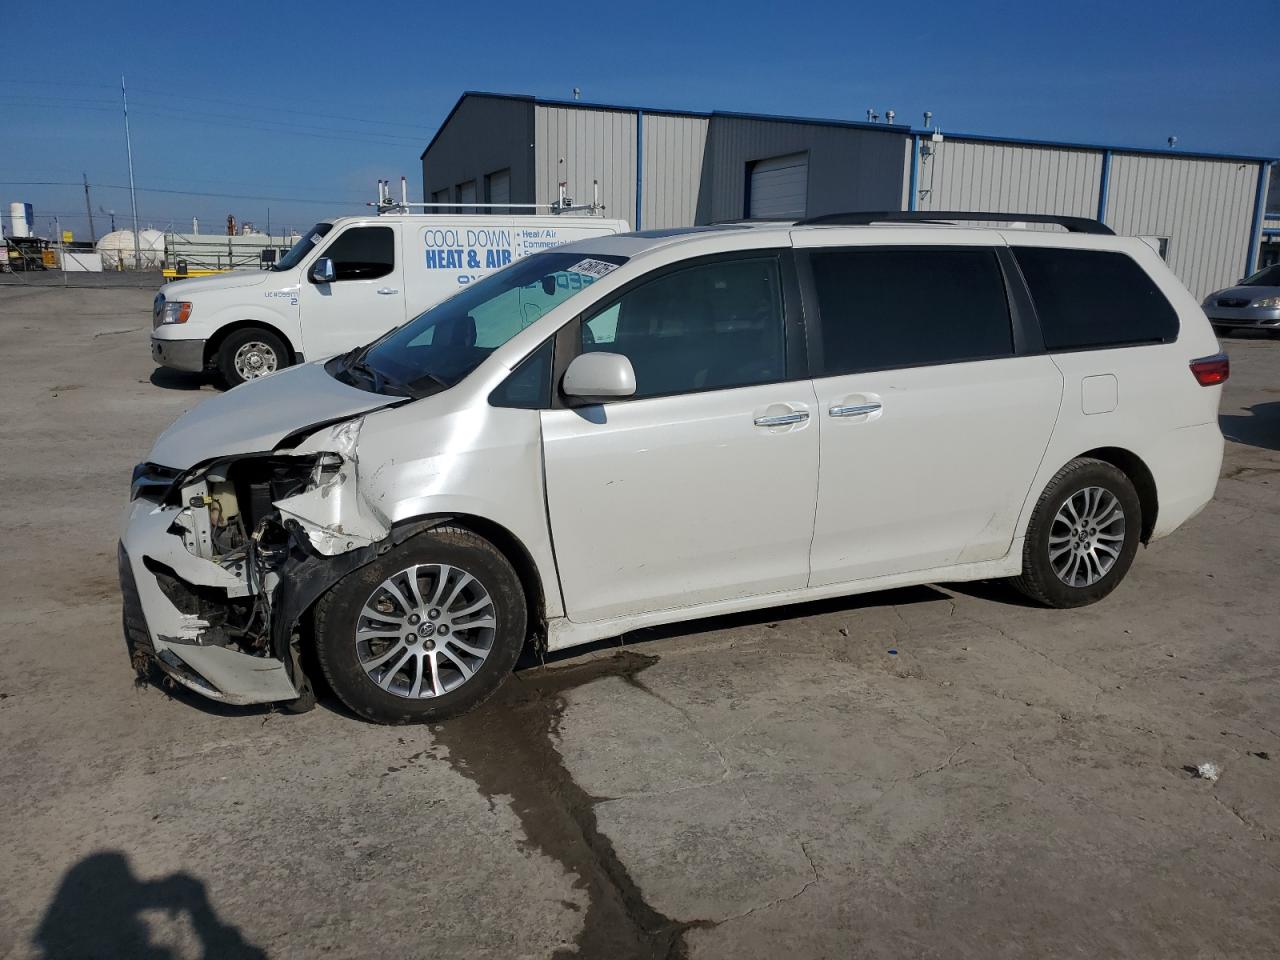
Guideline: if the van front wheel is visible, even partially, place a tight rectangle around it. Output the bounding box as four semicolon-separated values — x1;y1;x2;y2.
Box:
217;327;290;387
313;526;527;724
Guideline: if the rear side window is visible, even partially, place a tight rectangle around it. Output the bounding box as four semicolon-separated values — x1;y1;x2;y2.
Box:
809;248;1013;375
1012;248;1178;350
322;226;395;281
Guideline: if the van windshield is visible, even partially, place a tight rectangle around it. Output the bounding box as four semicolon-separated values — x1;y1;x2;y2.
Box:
338;250;627;397
273;222;333;271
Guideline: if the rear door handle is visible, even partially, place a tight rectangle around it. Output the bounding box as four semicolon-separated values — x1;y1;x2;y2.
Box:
830;402;882;418
754;411;810;427
376;287;399;295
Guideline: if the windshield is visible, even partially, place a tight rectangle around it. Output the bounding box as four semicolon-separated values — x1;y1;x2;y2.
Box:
351;250;626;395
273;222;333;271
1241;263;1280;287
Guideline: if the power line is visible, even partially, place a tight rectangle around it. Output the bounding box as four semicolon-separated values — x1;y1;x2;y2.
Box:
2;97;433;146
0;80;437;132
0;180;365;206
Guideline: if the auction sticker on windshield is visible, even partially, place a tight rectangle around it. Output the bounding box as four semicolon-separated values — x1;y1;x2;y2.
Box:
567;258;620;280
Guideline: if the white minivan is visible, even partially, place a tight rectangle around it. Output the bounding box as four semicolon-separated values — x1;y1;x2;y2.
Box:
121;213;1228;724
150;213;629;386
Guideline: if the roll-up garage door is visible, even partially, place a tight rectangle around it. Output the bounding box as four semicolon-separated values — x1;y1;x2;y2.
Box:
748;153;808;219
487;169;511;213
457;180;477;213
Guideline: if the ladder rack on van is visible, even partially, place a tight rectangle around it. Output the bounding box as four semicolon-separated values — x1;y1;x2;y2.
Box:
371;177;608;217
798;211;1114;235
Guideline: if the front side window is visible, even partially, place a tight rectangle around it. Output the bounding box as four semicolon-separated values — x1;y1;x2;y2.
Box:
322;226;395;281
1013;247;1178;350
809;248;1013;376
581;256;786;399
355;251;625;395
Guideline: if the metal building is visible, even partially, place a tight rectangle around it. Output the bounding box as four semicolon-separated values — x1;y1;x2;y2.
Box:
422;92;1275;298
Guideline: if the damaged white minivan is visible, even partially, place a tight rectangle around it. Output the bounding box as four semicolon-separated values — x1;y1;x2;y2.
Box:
120;213;1228;723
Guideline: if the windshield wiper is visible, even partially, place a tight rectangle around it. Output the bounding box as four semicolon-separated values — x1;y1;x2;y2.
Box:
348;357;421;399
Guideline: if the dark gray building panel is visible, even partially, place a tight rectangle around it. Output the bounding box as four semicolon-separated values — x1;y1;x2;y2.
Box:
705;116;908;222
421;96;534;211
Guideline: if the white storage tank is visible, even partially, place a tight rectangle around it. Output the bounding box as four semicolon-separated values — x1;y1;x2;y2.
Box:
9;202;33;238
96;228;165;269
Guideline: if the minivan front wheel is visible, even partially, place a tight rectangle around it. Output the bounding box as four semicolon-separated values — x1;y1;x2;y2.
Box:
314;526;526;724
1011;458;1142;608
217;327;289;387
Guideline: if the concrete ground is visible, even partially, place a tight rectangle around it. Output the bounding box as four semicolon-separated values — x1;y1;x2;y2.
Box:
0;284;1277;959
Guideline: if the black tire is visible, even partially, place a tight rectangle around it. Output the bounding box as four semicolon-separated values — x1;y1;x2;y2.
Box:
313;526;526;724
216;327;290;388
1011;457;1142;608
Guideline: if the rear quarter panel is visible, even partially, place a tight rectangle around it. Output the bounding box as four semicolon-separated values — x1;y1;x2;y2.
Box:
1002;233;1225;541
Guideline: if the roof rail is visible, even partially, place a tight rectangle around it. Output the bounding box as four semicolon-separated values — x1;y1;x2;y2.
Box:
796;211;1115;235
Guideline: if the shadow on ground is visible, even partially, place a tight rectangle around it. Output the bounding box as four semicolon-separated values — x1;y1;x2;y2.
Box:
1221;402;1280;451
32;851;267;959
148;367;219;392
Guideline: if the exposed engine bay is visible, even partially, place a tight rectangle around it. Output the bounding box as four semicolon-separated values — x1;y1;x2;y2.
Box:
122;417;400;703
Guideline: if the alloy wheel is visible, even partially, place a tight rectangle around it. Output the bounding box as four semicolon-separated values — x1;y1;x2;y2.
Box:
354;564;497;699
1048;486;1126;587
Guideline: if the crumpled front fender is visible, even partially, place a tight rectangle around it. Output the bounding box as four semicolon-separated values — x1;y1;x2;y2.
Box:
273;418;392;556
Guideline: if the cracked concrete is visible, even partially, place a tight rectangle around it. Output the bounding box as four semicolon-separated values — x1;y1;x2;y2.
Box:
0;287;1279;958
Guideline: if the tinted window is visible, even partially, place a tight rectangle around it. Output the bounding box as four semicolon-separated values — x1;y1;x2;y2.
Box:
1242;263;1280;286
323;226;394;281
1013;247;1178;350
810;248;1013;375
489;338;553;409
581;256;786;399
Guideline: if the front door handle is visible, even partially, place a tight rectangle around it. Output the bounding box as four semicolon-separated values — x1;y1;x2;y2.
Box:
830;402;882;418
754;411;810;427
376;287;400;295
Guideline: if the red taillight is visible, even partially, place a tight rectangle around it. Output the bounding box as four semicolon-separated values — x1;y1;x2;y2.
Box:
1189;352;1229;386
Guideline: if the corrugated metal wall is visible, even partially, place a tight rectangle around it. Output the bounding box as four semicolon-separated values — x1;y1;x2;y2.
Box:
704;117;908;222
641;114;710;229
1106;154;1258;298
917;139;1102;217
421;96;534;210
534;105;637;226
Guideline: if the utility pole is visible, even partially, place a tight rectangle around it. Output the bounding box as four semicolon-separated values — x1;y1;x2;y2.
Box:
121;75;141;270
83;174;96;243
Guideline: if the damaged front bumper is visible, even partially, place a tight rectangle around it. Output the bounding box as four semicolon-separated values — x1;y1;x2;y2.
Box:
118;419;398;707
119;501;300;705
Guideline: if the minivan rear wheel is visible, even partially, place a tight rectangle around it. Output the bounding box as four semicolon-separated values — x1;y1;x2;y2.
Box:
313;526;526;724
1011;458;1142;608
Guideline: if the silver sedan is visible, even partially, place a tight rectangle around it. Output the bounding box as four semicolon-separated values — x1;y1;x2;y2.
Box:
1203;263;1280;335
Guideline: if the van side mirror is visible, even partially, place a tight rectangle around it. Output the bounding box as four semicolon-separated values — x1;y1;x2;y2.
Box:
562;352;636;402
310;257;335;283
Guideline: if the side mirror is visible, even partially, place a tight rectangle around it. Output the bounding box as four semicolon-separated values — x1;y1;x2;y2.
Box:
310;257;335;284
562;352;636;402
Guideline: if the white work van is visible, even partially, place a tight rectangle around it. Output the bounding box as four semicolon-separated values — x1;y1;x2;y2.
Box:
151;212;629;386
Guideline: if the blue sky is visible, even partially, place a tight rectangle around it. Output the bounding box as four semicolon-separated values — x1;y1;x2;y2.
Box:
2;0;1275;239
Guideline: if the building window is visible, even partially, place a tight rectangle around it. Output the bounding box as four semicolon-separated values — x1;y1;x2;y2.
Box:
430;188;450;215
